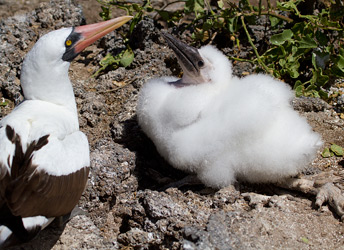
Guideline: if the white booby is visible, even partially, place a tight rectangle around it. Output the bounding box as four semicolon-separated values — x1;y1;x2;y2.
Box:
0;16;132;247
137;33;323;189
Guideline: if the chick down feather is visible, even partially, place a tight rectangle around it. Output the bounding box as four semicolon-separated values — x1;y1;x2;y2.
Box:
137;44;323;189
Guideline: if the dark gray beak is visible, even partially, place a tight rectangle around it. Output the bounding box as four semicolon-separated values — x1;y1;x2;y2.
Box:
161;32;204;78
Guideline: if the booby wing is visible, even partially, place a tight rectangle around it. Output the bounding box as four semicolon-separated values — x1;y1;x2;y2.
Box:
0;104;90;217
3;129;89;218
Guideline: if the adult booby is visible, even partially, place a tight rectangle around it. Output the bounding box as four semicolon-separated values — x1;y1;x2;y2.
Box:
137;33;323;188
0;16;132;247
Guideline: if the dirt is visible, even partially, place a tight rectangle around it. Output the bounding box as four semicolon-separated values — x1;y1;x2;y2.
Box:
0;0;343;249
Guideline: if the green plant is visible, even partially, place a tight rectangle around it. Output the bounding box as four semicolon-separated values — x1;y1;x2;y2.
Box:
96;0;344;99
0;98;8;114
260;0;344;99
93;47;134;76
94;0;141;75
0;99;8;107
322;143;344;158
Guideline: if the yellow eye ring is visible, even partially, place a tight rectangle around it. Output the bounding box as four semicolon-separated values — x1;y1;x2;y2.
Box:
65;40;72;46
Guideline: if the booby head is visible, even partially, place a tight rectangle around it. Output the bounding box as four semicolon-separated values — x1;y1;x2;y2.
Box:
161;32;232;87
20;16;132;108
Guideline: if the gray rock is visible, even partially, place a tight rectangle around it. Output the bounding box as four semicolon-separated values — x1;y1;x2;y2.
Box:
183;211;243;250
292;96;332;112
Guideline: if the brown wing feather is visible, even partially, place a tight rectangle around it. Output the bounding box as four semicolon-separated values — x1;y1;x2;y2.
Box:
0;163;10;208
6;167;89;217
3;125;90;218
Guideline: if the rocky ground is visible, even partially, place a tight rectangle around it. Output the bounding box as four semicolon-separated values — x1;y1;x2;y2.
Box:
0;0;344;249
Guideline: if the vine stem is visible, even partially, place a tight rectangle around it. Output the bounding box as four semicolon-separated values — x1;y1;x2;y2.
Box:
243;11;293;23
204;0;215;16
240;15;271;73
228;57;255;63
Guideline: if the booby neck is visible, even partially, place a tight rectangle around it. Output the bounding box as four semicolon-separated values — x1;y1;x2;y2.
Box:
20;28;77;112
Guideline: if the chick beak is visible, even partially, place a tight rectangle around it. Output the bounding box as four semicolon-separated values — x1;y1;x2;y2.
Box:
161;32;204;79
62;16;132;62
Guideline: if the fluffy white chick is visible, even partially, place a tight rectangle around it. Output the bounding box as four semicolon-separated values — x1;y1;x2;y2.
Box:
137;32;323;189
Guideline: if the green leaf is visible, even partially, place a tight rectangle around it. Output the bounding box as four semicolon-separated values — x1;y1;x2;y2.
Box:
322;148;331;158
276;0;302;14
301;237;309;244
315;31;328;46
132;4;142;12
269;16;280;27
279;58;286;67
270;29;293;45
157;10;170;21
295;85;304;97
217;0;224;9
330;144;344;156
99;6;111;21
293;80;303;90
312;68;329;86
299;35;317;49
228;17;238;33
336;55;344;72
0;100;8;107
318;89;328;100
339;48;344;58
331;56;344;77
305;89;320;98
100;54;118;67
129;11;143;34
203;19;213;31
286;61;300;78
311;52;318;70
185;0;205;14
120;48;134;67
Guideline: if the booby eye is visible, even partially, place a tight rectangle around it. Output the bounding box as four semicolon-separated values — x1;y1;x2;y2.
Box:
65;40;72;47
198;60;204;68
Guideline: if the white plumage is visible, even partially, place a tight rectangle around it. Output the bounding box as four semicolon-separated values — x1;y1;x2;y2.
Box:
137;33;323;189
0;16;132;247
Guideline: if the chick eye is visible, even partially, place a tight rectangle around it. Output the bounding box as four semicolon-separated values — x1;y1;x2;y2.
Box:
198;60;204;68
65;39;72;47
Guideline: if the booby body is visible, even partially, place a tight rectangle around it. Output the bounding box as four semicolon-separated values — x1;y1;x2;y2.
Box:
137;33;323;189
0;16;132;247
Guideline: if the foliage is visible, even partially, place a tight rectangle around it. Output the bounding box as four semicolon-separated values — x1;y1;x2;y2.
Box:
93;47;134;76
94;0;138;75
96;0;344;99
322;143;344;158
0;99;8;107
0;98;8;114
261;0;344;99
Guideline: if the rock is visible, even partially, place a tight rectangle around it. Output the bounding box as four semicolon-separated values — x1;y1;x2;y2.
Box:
292;96;332;112
129;17;161;50
183;211;243;250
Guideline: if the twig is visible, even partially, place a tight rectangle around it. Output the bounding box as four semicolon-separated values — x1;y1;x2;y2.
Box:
153;0;185;20
243;11;293;23
228;56;256;63
98;77;137;94
240;16;270;74
204;0;215;16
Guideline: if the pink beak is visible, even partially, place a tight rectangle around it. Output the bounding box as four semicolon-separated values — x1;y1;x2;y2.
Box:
73;16;133;54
